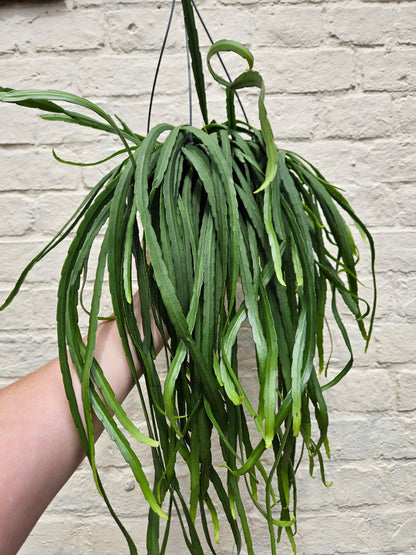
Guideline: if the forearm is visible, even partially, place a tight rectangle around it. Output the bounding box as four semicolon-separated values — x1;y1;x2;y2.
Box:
0;357;89;554
0;296;163;554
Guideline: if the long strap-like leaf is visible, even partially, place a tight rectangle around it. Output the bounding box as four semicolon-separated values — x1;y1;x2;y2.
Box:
181;0;208;125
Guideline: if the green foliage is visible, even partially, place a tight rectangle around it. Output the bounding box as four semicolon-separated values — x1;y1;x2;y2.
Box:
0;5;376;553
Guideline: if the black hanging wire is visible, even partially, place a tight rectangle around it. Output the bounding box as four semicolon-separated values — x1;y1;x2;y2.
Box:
191;0;249;125
147;0;249;132
147;0;177;133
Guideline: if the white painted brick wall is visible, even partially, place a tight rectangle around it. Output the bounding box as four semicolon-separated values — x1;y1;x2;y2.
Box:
0;0;415;553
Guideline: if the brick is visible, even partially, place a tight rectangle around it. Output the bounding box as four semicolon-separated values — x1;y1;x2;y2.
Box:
74;54;188;97
324;367;393;413
396;5;416;45
280;139;368;187
33;11;105;53
287;139;416;191
107;6;182;52
0;9;32;55
304;139;416;187
31;192;89;235
342;182;398;228
0;194;34;235
330;414;416;460
387;460;416;503
0;239;68;283
393;95;416;136
328;6;396;46
267;94;319;139
317;93;393;139
373;230;416;276
20;511;192;555
301;461;390;510
0;287;58;330
361;507;416;554
362;49;416;92
0;331;57;378
366;140;416;184
256;48;355;93
0;56;74;90
394;272;416;321
0;103;38;145
18;514;143;555
0;10;105;54
252;6;325;48
0;147;81;191
397;369;416;411
110;96;194;133
374;271;416;321
290;509;371;553
46;464;152;519
395;183;416;227
374;320;416;365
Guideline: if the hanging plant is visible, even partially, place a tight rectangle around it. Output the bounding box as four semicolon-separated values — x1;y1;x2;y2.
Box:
0;2;376;554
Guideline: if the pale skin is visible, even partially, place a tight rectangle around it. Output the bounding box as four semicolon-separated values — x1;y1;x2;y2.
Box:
0;294;164;554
